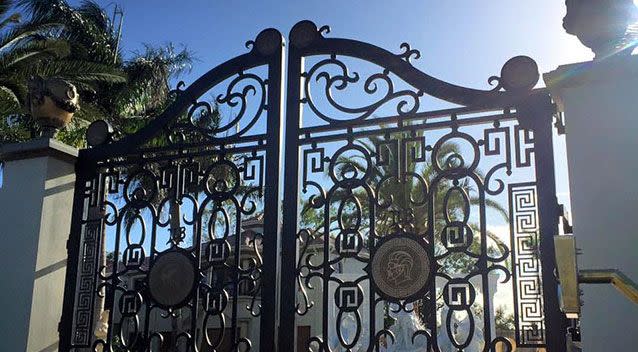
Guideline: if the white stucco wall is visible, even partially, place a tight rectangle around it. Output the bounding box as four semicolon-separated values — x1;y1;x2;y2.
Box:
0;138;77;352
545;56;638;351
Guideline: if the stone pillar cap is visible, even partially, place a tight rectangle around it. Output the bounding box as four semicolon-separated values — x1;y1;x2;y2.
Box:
0;138;78;163
544;55;638;111
545;55;638;89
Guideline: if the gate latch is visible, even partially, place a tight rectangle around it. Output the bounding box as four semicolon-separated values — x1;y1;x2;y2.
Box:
554;235;638;319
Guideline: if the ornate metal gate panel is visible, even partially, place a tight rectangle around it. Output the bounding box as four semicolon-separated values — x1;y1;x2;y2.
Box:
60;21;568;352
280;21;565;352
60;29;284;351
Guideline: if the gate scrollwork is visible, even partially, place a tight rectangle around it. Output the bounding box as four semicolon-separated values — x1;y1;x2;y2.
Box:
282;20;564;352
61;20;566;352
61;27;284;352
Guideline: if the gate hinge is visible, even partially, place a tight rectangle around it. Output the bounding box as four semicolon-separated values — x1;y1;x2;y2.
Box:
554;111;566;135
566;319;582;352
558;204;573;234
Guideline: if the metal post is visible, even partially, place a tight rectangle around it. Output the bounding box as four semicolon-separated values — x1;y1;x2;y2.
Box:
279;38;303;352
58;155;94;350
259;31;285;352
112;5;124;64
520;92;568;351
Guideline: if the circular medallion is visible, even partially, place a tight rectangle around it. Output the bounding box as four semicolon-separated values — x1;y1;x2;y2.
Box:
148;251;197;308
371;235;432;300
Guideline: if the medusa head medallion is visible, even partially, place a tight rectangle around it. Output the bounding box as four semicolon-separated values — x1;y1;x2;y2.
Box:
370;235;432;300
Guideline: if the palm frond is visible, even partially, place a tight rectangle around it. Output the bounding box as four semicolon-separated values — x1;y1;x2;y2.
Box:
0;0;14;19
0;21;62;51
0;12;20;31
72;99;107;123
0;38;69;68
0;84;21;115
16;0;66;24
23;59;125;83
129;43;195;81
0;79;26;105
18;0;118;64
78;1;111;32
481;197;509;223
114;43;194;117
0;58;125;109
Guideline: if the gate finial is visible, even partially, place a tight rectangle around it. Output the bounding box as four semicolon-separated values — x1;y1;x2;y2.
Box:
290;20;328;48
252;28;283;56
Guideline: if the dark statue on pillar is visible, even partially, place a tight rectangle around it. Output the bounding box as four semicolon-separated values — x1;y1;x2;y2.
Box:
564;0;638;59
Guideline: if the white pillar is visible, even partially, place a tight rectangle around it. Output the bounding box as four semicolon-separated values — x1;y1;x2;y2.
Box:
0;138;77;352
544;56;638;351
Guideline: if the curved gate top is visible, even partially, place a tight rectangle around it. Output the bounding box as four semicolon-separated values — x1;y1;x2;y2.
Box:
61;21;566;351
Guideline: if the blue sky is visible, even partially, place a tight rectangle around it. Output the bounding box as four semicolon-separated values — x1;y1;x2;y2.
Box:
91;0;592;86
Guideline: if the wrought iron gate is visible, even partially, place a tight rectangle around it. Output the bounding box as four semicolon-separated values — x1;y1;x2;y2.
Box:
60;21;567;351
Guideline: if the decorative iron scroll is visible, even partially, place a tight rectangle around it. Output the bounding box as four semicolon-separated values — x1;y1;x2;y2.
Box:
510;183;546;346
164;70;267;145
284;20;561;352
61;20;564;352
61;27;283;352
83;150;268;352
293;117;545;351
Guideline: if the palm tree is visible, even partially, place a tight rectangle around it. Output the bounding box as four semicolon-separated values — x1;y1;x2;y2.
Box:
0;0;128;144
0;4;67;118
2;1;198;347
1;0;194;146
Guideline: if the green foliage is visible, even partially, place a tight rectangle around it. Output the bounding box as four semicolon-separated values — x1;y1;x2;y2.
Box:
495;305;516;331
0;114;33;143
110;335;127;352
113;43;193;120
0;1;68;115
1;1;194;147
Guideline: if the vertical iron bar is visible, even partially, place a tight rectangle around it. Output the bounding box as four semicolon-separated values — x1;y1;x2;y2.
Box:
428;178;438;351
508;183;522;347
106;183;123;347
59;156;105;350
279;44;303;351
520;93;567;351
368;196;376;349
232;213;241;349
146;212;158;348
322;198;330;348
192;184;202;352
260;32;285;352
58;156;90;350
479;187;493;345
